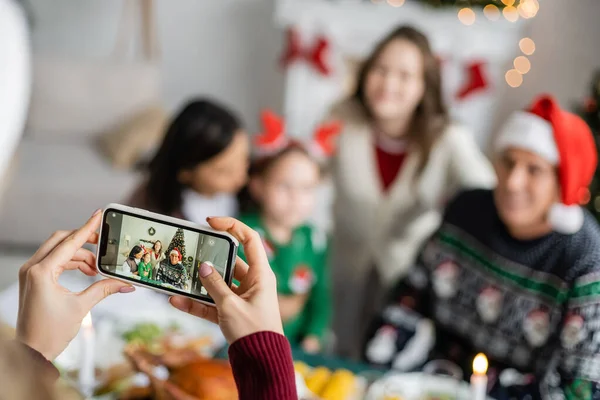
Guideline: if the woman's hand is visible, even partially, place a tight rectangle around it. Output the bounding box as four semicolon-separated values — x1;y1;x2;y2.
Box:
170;217;283;344
16;210;136;360
279;294;307;323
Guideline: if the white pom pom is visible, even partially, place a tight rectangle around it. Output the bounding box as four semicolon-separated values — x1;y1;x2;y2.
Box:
152;365;170;380
548;204;584;234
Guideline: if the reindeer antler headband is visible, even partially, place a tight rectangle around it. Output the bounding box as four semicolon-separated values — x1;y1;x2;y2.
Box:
253;110;342;159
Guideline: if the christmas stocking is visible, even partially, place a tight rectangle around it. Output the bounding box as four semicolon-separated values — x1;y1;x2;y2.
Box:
457;61;489;100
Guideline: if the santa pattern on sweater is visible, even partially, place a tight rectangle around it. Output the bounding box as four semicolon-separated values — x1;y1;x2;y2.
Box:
365;189;600;399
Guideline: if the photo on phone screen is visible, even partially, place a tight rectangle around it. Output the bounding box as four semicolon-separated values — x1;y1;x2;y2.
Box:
99;208;235;301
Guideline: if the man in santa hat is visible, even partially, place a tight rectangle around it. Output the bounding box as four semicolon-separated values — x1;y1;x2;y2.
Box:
364;95;600;398
156;248;189;290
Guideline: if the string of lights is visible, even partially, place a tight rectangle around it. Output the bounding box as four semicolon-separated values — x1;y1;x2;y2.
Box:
369;0;536;10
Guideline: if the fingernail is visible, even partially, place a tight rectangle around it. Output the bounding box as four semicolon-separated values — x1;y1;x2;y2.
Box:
92;209;102;216
119;286;136;293
199;262;214;278
206;216;213;222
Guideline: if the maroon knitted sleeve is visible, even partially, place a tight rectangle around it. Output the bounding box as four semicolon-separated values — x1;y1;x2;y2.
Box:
228;331;297;400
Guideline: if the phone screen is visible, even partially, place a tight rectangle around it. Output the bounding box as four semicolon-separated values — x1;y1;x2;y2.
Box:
98;208;236;303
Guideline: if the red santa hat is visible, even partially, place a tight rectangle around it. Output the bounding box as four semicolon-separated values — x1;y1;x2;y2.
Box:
495;95;597;234
170;248;182;261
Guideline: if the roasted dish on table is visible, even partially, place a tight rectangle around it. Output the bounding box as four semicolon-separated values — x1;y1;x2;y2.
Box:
91;322;236;399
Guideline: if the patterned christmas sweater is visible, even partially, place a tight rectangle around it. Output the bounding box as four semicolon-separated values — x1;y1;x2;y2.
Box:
156;260;189;290
364;189;600;399
238;213;331;346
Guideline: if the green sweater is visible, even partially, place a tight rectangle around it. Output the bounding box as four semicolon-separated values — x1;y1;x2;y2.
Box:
238;213;331;345
138;261;153;282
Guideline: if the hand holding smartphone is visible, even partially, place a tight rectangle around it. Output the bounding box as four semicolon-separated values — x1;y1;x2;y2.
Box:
96;204;238;305
170;216;285;344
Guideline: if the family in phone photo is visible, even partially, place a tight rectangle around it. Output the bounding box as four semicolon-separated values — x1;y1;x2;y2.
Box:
103;214;200;293
123;242;189;289
101;212;232;296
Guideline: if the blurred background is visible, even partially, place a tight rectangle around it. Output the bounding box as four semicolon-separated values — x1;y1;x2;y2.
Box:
0;0;599;287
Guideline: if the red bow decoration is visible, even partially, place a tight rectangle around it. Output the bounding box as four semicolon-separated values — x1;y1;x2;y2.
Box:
254;110;342;158
280;28;332;76
456;61;490;100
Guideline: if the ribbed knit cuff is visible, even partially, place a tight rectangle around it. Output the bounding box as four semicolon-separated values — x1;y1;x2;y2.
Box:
228;331;297;400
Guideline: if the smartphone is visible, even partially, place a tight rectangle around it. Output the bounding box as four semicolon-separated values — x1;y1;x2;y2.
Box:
96;204;238;305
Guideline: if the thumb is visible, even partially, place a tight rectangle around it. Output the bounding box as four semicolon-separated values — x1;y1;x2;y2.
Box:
79;278;136;309
198;262;233;305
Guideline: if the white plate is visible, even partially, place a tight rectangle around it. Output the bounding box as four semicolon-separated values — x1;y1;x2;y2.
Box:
366;373;494;400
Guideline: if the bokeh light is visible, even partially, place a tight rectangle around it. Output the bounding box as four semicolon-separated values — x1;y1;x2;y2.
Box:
458;8;476;26
518;0;539;18
483;4;501;21
503;6;519;22
519;37;536;55
514;56;531;74
505;69;523;88
501;0;515;6
387;0;405;6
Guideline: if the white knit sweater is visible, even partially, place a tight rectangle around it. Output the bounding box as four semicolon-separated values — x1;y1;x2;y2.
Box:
330;102;497;286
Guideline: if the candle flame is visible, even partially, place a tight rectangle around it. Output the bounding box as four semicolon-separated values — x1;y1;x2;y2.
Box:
82;312;93;327
473;353;488;374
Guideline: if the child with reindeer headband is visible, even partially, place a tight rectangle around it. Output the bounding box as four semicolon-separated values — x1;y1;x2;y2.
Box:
237;111;341;353
137;248;153;282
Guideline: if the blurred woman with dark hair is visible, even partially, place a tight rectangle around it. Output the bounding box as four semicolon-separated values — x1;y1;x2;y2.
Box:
122;245;144;275
329;26;496;357
129;98;250;223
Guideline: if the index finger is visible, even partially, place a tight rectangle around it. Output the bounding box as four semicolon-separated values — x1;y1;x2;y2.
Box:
40;211;102;269
206;217;270;276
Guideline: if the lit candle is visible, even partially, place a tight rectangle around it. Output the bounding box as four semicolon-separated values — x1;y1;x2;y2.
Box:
471;353;488;400
79;312;95;397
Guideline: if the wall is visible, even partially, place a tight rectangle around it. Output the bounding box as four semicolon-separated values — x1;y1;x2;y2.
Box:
26;0;285;132
23;0;600;143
